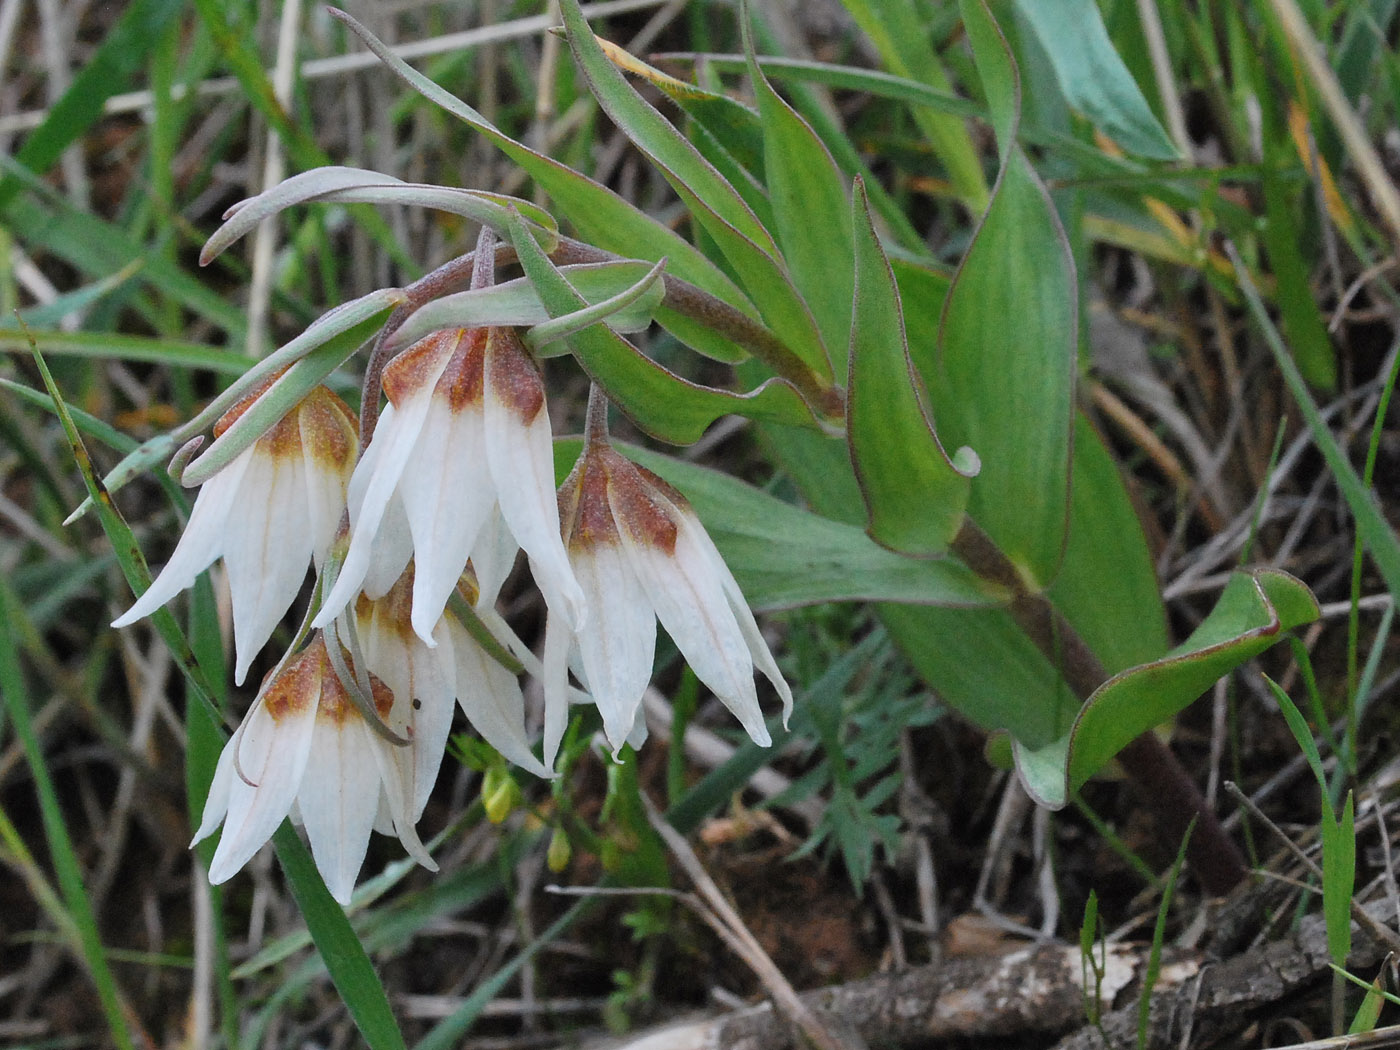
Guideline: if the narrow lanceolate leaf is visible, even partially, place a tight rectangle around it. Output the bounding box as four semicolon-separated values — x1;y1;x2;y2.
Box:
937;0;1076;588
552;441;1003;609
1012;0;1179;160
1321;792;1356;968
1063;570;1319;794
272;827;408;1050
742;0;854;362
509;212;827;443
554;0;833;378
328;8;762;368
848;180;975;557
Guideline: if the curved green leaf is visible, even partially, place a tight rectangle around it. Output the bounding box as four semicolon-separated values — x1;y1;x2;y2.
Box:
1065;569;1320;793
552;440;1003;610
555;0;833;378
937;0;1076;588
1012;0;1179;160
848;180;974;556
743;0;854;360
510;211;824;443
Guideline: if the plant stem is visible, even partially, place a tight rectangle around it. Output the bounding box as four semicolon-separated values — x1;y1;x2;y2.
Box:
950;519;1247;896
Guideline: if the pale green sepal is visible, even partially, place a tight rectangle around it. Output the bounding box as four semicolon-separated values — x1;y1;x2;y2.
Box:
847;179;973;557
1012;0;1179;160
1012;734;1070;809
509;211;828;443
181;301;396;486
178;288;403;456
387;262;667;353
201;167;555;264
523;259;667;356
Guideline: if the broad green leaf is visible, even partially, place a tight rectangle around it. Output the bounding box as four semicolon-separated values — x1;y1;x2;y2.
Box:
743;0;855;360
1012;0;1179;160
848;181;974;556
1046;415;1168;675
837;0;989;209
555;0;832;378
329;8;760;368
552;440;1001;610
938;0;1076;588
509;211;827;442
1065;570;1320;793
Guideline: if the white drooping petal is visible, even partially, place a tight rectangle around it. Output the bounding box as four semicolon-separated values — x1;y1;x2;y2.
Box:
296;716;384;904
542;612;571;772
206;692;319;885
614;506;771;747
570;547;656;753
226;453;315;685
317;381;443;628
299;429;352;573
191;720;242;846
398;400;493;643
447;617;548;776
483;353;584;629
470;506;518;611
112;449;254;628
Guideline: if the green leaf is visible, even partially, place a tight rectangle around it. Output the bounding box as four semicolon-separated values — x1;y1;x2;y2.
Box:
555;0;832;378
838;0;989;209
1012;0;1179;160
1321;792;1356;968
0;584;137;1050
509;211;826;442
743;0;855;360
1348;969;1386;1034
847;180;974;556
552;439;1002;610
938;1;1077;588
273;827;408;1050
1065;570;1320;794
0;329;253;375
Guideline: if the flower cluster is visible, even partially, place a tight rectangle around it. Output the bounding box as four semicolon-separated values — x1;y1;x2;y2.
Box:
115;241;790;904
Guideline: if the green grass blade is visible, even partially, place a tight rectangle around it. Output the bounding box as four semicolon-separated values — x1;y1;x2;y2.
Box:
0;583;138;1050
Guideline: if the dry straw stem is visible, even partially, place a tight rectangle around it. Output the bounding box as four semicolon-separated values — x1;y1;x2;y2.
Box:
1268;0;1400;248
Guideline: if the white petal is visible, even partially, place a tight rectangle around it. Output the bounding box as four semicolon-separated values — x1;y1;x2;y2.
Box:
571;547;655;754
542;613;571;772
398;401;492;643
675;504;794;728
362;492;414;600
206;694;319;884
112;450;253;627
299;435;352;572
469;506;518;611
226;454;315;685
483;363;584;628
365;722;437;872
447;618;547;776
190;722;241;846
615;512;771;747
296;716;384;904
315;372;444;629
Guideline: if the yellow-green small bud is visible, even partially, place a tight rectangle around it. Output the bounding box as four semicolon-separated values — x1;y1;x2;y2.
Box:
482;767;518;824
547;828;571;873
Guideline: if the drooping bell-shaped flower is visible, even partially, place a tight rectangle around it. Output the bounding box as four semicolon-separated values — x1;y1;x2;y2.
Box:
314;320;585;644
114;384;358;684
354;564;548;823
543;389;792;766
193;633;436;905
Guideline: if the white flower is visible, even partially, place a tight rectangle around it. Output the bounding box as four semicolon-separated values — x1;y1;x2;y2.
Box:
543;423;792;767
113;385;357;685
193;633;436;905
354;565;548;823
315;327;584;644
